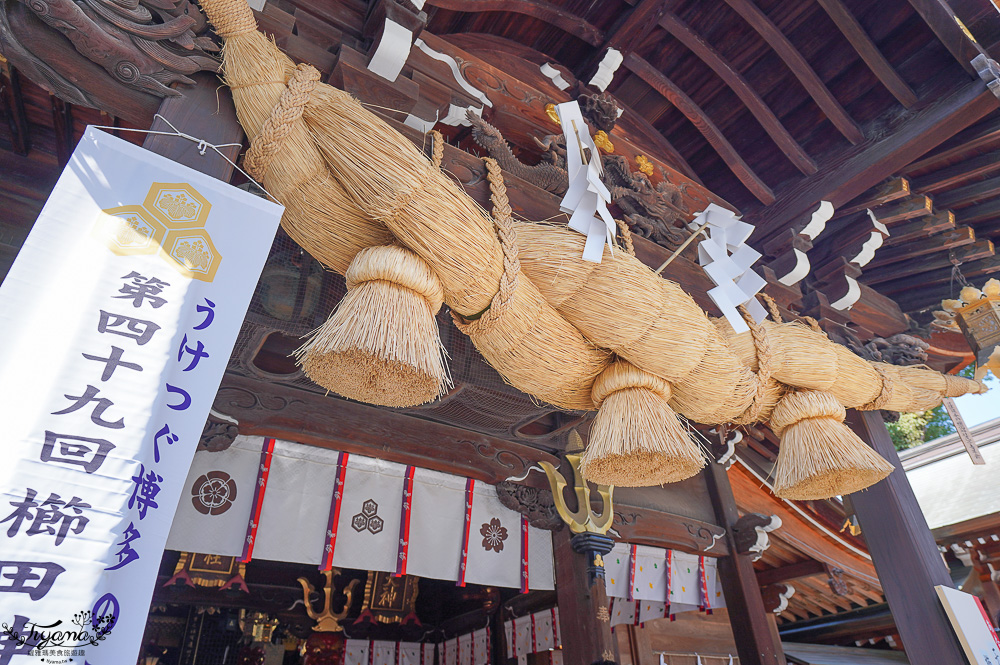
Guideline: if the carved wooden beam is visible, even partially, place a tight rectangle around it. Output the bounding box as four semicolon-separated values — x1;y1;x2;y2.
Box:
814;0;917;108
422;0;604;46
658;10;816;176
624;53;776;205
761;583;796;614
723;0;863;144
756;559;826;587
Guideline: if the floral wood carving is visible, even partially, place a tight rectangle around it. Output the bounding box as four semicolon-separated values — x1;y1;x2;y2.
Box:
2;0;218;102
495;481;563;531
199;415;239;452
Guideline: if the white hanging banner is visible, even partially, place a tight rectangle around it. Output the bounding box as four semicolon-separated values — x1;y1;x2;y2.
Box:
0;127;282;663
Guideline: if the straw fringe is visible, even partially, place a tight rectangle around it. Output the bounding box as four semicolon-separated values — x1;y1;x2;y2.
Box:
770;390;894;500
294;245;451;407
582;361;706;487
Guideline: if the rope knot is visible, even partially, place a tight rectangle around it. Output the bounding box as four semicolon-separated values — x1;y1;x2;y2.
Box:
244;63;321;180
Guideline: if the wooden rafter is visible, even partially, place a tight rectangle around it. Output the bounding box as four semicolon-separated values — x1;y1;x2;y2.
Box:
912;149;1000;193
902;115;1000;176
863;238;995;284
813;0;917;108
882;210;955;246
888;257;1000;311
658;10;816;175
624;53;776;204
723;0;864;144
602;0;668;56
757;559;825;586
958;197;1000;224
906;0;981;75
866;225;976;269
422;0;605;46
749;78;997;244
835;177;911;217
934;174;1000;209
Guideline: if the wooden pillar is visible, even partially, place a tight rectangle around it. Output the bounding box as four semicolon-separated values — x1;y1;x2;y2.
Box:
621;625;657;665
703;461;786;665
553;529;616;665
969;546;1000;627
846;409;967;664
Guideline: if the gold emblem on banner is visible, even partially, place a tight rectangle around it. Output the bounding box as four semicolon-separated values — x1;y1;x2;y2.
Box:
95;182;221;282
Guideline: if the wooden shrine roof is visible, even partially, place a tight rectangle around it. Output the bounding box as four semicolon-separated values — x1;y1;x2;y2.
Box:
3;0;999;650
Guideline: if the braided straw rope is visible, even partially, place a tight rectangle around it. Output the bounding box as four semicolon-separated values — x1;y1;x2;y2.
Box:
734;304;775;424
429;130;445;169
472;157;521;329
859;363;896;411
244;64;321;180
616;219;636;256
801;315;824;333
760;293;783;323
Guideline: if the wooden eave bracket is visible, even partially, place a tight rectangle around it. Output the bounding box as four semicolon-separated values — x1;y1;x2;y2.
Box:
973;53;1000;99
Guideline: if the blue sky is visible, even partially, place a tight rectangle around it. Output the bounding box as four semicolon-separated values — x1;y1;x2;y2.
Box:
954;371;1000;426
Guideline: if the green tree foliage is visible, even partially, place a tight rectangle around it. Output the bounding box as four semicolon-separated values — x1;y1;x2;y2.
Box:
885;365;975;450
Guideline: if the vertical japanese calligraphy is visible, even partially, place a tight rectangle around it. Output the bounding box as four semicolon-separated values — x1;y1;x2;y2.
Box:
0;127;281;665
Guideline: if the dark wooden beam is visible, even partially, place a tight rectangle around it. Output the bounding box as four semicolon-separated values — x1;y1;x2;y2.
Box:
846;409;968;665
934;173;1000;209
142;72;243;178
756;559;826;587
704;460;786;665
882;210;955;246
50;94;73;167
866;225;976;268
658;10;816;175
863;238;994;284
912;149;1000;193
749;79;997;244
814;0;918;107
553;530;617;664
835;177;911;217
0;63;29;155
906;0;981;75
624;53;776;204
422;0;605;46
723;0;864;144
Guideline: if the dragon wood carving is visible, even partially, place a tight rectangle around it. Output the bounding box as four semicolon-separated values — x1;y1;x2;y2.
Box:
467;110;688;249
1;0;218;108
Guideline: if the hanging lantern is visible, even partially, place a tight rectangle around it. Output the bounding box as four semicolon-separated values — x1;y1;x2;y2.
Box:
933;278;1000;378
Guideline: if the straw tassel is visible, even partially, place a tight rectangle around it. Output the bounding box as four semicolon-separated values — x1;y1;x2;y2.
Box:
294;245;452;407
769;390;893;500
581;360;705;487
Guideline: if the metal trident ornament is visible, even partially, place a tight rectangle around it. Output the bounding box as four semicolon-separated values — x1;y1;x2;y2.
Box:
296;568;360;632
539;431;616;586
538;432;614;535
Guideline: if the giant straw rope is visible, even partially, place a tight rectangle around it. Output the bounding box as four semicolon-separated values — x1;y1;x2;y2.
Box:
198;0;986;497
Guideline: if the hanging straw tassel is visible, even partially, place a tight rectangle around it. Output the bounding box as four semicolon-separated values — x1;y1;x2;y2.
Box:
294;245;451;407
769;390;893;500
581;360;705;487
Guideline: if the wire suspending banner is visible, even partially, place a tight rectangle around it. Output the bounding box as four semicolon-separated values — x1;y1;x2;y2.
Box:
0;127;282;664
